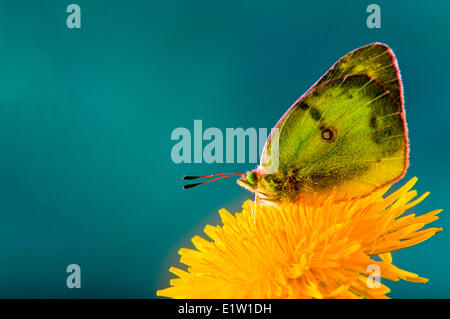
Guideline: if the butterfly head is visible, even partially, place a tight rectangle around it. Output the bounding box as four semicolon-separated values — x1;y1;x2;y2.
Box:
236;170;260;192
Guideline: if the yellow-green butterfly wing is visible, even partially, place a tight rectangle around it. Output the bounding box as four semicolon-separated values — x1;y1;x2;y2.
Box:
258;43;408;201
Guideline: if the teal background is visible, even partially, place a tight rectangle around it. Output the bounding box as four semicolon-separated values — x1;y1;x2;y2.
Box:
0;0;448;298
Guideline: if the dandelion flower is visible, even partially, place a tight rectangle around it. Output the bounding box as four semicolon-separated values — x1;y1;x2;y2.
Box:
157;177;442;299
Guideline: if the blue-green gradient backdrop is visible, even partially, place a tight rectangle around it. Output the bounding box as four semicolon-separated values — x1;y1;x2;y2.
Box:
0;0;448;298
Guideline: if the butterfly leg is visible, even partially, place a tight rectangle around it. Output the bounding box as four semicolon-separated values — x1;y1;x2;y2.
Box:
251;193;257;224
251;193;263;225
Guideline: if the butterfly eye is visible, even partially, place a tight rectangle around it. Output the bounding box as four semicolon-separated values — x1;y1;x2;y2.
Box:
246;172;258;185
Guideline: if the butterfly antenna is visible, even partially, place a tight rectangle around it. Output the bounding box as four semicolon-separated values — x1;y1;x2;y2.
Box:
182;172;243;189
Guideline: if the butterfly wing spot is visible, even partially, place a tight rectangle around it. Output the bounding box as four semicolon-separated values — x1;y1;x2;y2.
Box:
372;127;403;156
321;129;333;140
298;101;309;110
309;107;322;121
296;100;323;122
373;128;391;143
319;124;337;142
370;116;377;128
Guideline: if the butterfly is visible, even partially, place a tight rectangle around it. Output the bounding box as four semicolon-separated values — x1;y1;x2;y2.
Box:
183;43;409;203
